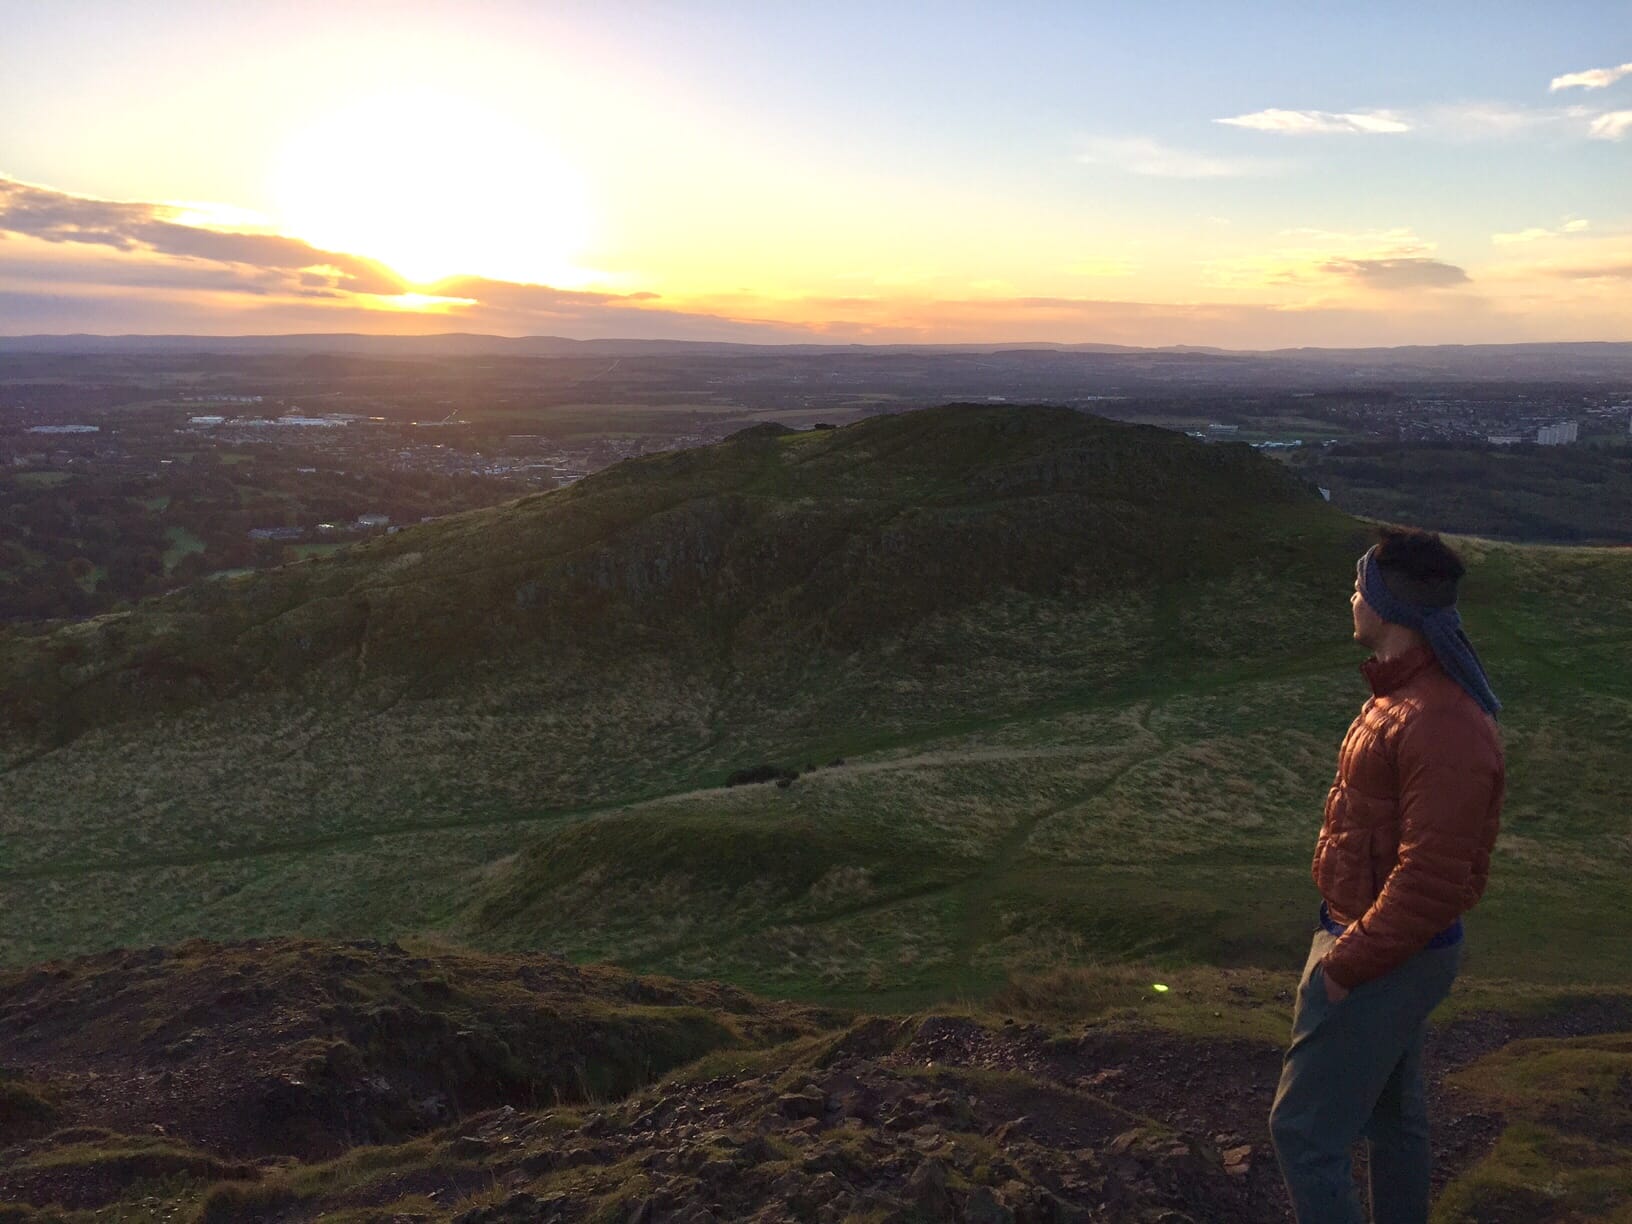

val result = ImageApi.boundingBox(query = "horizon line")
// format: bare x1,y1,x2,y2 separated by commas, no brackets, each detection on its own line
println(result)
5,332,1632,356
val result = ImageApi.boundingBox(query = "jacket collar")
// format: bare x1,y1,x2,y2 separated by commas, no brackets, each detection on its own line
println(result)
1361,642,1437,696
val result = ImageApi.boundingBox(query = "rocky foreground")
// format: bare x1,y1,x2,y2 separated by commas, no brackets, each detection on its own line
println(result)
2,940,1628,1222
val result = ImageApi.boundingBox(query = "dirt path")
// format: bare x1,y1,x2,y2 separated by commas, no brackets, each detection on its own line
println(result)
949,700,1166,990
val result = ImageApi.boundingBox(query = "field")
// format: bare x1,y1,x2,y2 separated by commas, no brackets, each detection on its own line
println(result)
2,530,1626,1008
3,411,1628,1002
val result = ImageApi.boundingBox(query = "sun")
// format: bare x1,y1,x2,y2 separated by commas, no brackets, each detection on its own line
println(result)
273,90,597,289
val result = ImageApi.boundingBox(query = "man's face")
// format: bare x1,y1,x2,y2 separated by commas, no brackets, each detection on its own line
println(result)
1351,579,1386,650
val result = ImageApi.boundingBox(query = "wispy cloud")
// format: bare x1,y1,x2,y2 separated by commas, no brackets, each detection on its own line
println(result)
0,174,814,341
1492,220,1591,244
0,175,405,295
1320,257,1470,290
1077,137,1277,178
1215,108,1410,135
1202,228,1468,298
1543,262,1632,280
1219,100,1620,142
1550,62,1632,91
1588,110,1632,140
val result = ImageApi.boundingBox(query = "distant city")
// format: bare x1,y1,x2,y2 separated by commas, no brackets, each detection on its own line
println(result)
3,339,1631,621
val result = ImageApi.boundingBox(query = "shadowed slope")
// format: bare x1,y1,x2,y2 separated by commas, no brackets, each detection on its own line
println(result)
0,406,1359,969
0,405,1326,757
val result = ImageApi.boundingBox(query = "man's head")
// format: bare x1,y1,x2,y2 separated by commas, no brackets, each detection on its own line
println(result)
1351,527,1466,654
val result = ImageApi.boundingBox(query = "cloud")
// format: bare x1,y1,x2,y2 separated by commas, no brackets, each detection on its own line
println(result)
1544,262,1632,280
1492,228,1552,245
1202,228,1444,294
1550,62,1632,91
1319,258,1471,290
428,275,658,311
1215,108,1410,134
0,245,308,296
0,174,834,342
1336,101,1612,141
0,176,405,295
1078,137,1277,178
1493,220,1592,244
1217,101,1624,143
1588,110,1632,140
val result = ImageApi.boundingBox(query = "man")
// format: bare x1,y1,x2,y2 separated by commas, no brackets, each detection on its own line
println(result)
1269,527,1505,1224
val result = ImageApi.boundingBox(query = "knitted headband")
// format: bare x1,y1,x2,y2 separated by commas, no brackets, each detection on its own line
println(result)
1357,546,1502,718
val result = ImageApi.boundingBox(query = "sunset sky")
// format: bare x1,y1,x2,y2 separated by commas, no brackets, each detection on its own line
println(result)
2,0,1629,347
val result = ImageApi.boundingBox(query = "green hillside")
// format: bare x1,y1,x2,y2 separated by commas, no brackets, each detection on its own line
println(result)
1,405,1628,1009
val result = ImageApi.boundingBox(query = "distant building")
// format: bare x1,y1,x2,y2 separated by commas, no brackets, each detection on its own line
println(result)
187,415,226,426
1487,435,1522,446
355,513,390,528
248,526,304,542
26,424,98,434
1536,421,1579,445
1206,423,1239,437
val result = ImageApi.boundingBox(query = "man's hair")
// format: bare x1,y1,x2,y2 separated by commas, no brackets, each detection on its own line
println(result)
1373,526,1464,608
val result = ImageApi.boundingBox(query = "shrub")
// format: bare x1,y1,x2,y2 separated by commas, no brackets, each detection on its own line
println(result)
725,764,798,787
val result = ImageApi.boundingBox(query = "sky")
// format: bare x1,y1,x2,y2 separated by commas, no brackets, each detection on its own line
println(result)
1,0,1629,348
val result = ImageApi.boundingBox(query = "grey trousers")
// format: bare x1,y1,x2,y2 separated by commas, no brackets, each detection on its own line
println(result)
1269,928,1462,1224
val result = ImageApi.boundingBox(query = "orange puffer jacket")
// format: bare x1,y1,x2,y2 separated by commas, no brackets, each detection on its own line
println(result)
1316,644,1505,990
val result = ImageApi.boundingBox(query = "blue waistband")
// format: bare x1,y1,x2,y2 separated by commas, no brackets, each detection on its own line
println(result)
1319,901,1463,949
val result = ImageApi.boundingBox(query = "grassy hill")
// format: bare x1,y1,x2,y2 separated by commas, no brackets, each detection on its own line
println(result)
2,403,1630,1220
0,404,1627,1004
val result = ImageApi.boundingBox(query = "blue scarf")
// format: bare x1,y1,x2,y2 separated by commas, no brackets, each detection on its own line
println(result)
1357,547,1502,719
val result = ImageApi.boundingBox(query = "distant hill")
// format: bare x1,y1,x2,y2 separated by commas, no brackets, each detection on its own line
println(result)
0,332,1162,357
3,332,1631,380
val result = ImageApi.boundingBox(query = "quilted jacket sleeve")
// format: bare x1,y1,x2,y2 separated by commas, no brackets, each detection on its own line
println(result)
1322,705,1502,990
